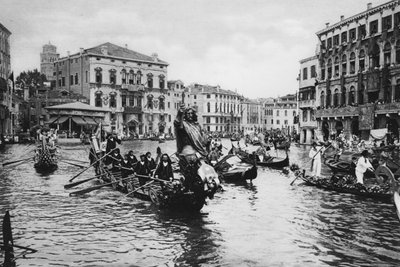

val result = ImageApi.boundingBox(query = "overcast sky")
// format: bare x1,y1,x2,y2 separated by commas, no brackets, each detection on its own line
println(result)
0,0,387,98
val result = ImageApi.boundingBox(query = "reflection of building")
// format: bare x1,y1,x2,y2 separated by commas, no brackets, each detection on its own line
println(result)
186,84,242,132
55,42,170,136
40,42,59,83
315,1,400,140
298,56,318,144
0,22,11,135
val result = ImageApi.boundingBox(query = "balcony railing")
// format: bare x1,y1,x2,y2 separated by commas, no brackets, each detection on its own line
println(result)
315,105,358,118
121,84,145,91
123,106,143,114
375,102,400,114
299,99,315,108
299,120,318,128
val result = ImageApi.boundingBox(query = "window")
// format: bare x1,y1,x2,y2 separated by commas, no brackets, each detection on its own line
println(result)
168,102,170,108
121,69,127,84
327,58,332,79
216,117,219,123
271,119,273,124
320,91,325,107
110,94,116,108
334,57,340,77
311,65,316,78
370,20,378,35
159,75,165,89
349,53,355,74
384,42,391,66
359,50,365,71
147,73,153,88
341,54,347,76
70,75,73,85
85,71,88,83
95,92,102,107
333,89,339,107
326,89,331,107
121,95,127,107
284,110,287,116
147,95,153,109
95,69,102,83
349,87,355,105
276,120,280,125
206,117,210,123
276,110,280,116
129,70,135,85
284,120,288,125
62,77,65,86
333,35,339,46
129,96,134,106
303,67,308,80
395,12,400,28
293,111,296,117
109,70,116,84
358,25,366,39
207,94,211,98
341,31,347,43
327,38,332,49
136,71,142,85
349,28,356,41
75,73,78,85
341,87,346,105
207,102,210,113
382,15,392,31
159,96,165,110
321,60,326,80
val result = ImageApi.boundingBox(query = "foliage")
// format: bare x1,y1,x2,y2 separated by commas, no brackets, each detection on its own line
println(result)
16,69,47,97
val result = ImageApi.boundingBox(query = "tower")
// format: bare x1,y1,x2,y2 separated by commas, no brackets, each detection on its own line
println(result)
40,42,59,82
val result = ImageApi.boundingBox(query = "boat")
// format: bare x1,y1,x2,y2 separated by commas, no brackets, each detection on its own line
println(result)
79,142,220,212
214,154,258,183
324,157,355,174
256,154,289,169
394,185,400,222
33,141,58,173
275,140,290,150
295,170,392,202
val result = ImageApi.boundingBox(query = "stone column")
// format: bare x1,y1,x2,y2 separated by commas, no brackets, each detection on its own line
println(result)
391,43,396,64
392,83,396,102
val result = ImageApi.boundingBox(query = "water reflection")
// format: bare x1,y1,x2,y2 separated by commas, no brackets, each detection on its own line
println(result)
0,141,400,266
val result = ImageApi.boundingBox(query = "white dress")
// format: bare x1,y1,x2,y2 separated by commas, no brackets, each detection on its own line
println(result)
309,146,323,177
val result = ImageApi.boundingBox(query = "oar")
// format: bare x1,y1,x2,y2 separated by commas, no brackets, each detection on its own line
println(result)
68,149,115,182
64,172,124,189
2,157,32,167
0,243,38,253
290,169,306,186
61,160,86,168
61,158,89,164
116,180,155,204
69,176,133,196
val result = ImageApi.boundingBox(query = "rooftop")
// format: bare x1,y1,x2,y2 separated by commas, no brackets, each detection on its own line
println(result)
45,101,109,112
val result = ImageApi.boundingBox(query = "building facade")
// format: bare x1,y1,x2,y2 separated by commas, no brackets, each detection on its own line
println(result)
0,22,11,135
299,56,318,144
185,84,242,133
315,1,400,141
261,97,275,130
40,42,59,83
241,98,263,133
271,94,298,135
54,42,175,136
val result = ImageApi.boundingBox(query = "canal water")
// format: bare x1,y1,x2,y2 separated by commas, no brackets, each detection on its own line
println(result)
0,140,399,266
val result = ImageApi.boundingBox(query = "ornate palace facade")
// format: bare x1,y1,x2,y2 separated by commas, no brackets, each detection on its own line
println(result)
315,1,400,141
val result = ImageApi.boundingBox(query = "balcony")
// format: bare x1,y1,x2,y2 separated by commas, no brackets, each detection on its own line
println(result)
123,106,143,114
300,120,317,129
121,84,145,92
315,105,358,118
299,99,315,109
375,102,400,115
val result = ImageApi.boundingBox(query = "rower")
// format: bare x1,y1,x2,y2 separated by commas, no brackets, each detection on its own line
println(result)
154,154,174,189
134,155,150,188
375,154,396,187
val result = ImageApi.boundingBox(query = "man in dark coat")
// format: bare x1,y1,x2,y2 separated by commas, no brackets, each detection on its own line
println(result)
154,154,174,188
135,154,150,187
105,130,121,164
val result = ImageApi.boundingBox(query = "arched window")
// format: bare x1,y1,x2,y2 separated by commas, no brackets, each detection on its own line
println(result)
95,67,102,84
147,94,153,109
341,54,347,76
350,52,356,74
136,71,142,85
159,75,165,89
349,86,355,105
95,91,102,107
341,87,346,106
327,58,332,79
370,41,380,69
326,89,331,107
358,83,364,104
334,57,340,77
321,60,326,80
384,42,392,66
359,50,365,72
207,102,211,113
215,102,218,112
109,92,117,108
395,79,400,101
396,41,400,64
333,89,339,107
121,69,127,84
129,70,135,85
159,95,165,110
284,110,288,116
147,73,153,88
320,91,325,107
109,69,116,84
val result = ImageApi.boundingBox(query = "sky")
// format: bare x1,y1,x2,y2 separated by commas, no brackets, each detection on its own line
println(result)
0,0,388,99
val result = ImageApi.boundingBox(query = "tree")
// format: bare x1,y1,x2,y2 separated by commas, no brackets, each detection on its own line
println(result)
16,69,47,98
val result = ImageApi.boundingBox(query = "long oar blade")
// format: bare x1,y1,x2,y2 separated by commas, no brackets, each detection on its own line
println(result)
69,183,109,196
61,160,86,168
2,158,31,167
64,176,97,189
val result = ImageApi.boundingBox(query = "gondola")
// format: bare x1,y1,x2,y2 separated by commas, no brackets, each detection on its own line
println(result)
276,141,290,150
295,170,392,202
214,154,257,183
324,157,355,174
394,185,400,221
33,141,58,173
76,142,220,212
256,154,289,169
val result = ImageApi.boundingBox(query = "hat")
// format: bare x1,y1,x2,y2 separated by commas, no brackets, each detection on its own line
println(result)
361,150,369,157
312,142,317,146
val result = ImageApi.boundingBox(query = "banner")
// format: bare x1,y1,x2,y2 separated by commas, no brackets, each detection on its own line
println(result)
359,105,374,130
370,128,387,140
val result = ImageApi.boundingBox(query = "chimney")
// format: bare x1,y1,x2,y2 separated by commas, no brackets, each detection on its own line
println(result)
151,53,158,62
340,15,344,21
367,3,372,10
325,22,330,28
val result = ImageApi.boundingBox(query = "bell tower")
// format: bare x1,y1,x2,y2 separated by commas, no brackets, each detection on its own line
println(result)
40,42,59,82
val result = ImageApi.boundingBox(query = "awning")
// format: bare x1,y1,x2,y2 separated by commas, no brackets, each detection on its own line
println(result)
45,117,58,124
53,116,69,124
71,116,87,125
83,117,98,125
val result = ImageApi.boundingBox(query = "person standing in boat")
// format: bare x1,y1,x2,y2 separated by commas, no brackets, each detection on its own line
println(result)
105,130,121,164
127,150,138,166
110,148,123,172
154,153,174,188
155,147,162,166
309,142,325,177
135,154,150,187
174,104,208,158
146,151,156,171
355,150,374,184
